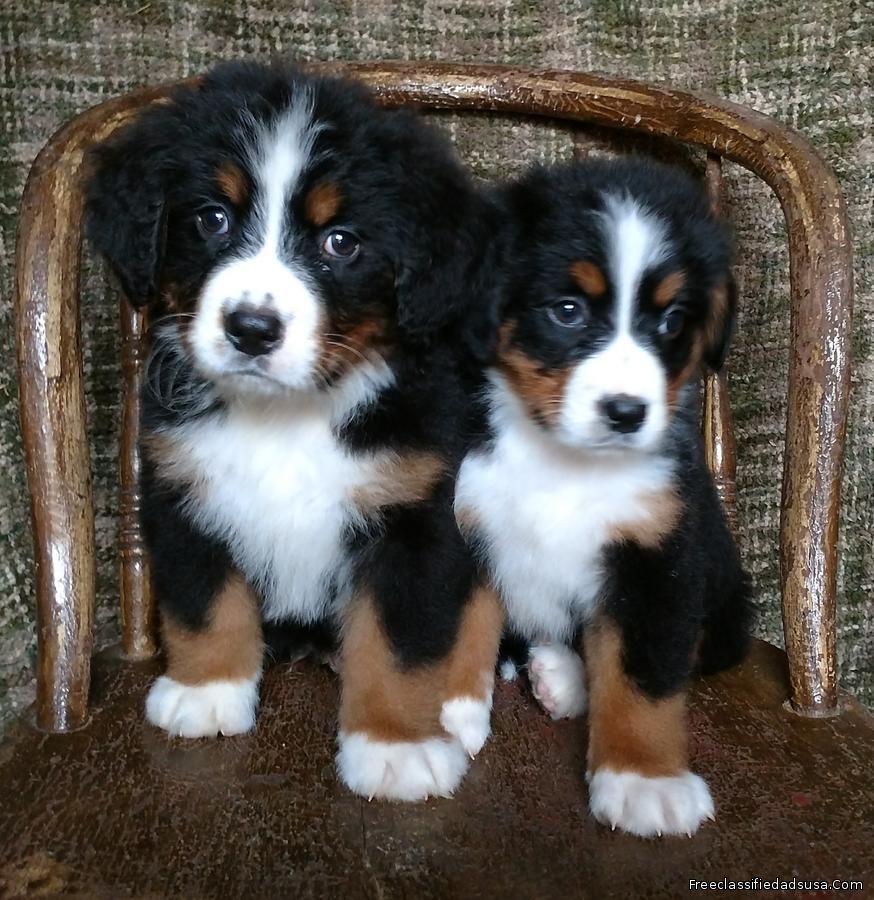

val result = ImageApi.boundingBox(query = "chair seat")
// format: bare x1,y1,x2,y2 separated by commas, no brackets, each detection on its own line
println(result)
1,640,871,899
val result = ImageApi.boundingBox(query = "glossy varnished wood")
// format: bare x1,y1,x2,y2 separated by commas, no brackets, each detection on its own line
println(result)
702,155,740,534
703,372,739,535
14,63,852,727
14,84,174,729
119,302,156,659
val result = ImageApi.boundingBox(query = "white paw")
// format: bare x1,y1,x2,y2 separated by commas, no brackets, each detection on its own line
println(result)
587,769,715,838
528,643,587,719
145,675,259,738
440,696,491,758
336,732,469,801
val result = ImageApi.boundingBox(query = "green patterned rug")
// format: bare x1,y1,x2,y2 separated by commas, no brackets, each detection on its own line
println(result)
1,0,872,730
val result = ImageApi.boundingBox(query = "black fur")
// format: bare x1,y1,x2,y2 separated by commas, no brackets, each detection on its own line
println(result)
603,420,752,697
140,457,233,632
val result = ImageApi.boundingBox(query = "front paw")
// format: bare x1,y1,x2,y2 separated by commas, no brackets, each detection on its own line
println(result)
336,732,469,801
528,643,587,719
145,675,259,738
587,768,714,837
440,696,492,758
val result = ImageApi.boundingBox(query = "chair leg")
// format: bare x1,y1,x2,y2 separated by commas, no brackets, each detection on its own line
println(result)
780,273,848,717
15,88,180,729
15,131,97,732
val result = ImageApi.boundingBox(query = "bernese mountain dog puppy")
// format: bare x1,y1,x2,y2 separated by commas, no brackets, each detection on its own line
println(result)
456,158,752,836
86,61,503,801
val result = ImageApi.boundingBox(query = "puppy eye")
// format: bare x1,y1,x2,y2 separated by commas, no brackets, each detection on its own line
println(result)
658,308,686,340
196,206,230,238
321,230,360,260
547,298,587,329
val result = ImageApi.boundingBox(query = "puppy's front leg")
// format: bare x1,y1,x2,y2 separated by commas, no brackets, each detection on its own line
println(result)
337,593,469,801
336,510,502,801
143,488,264,738
584,616,712,838
439,584,504,759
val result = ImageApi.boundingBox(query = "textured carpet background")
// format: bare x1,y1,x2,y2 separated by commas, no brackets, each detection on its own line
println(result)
0,0,872,731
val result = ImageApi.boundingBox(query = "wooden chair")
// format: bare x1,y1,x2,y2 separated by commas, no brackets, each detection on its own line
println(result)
4,64,871,898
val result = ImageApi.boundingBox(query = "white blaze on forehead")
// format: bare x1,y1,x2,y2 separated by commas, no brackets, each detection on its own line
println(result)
598,193,670,333
251,95,320,255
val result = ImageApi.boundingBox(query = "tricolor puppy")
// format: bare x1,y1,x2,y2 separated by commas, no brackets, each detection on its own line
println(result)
86,61,502,801
456,159,752,836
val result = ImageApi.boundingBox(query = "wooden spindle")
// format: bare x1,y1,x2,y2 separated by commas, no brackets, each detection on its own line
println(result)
119,300,156,659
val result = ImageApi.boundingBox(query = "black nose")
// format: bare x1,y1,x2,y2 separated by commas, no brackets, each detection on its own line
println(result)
223,307,284,357
599,394,648,434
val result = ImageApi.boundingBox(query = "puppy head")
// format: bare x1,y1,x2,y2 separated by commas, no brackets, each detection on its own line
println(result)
86,61,482,398
492,158,736,454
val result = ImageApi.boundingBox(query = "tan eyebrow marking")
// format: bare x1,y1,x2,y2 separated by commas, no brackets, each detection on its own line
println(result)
653,270,687,308
215,162,250,207
305,181,342,227
569,260,607,298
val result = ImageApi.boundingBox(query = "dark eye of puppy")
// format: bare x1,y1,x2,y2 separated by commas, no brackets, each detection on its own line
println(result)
195,205,231,239
547,298,587,329
657,307,686,340
321,229,360,261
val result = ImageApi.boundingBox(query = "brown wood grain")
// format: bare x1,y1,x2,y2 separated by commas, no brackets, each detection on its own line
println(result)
14,85,172,730
15,63,851,727
702,154,740,536
118,301,156,659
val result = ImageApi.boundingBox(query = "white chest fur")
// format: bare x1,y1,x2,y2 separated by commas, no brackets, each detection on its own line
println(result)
158,370,391,623
455,381,674,642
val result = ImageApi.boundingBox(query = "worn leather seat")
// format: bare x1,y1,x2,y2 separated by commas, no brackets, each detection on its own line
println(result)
1,642,873,898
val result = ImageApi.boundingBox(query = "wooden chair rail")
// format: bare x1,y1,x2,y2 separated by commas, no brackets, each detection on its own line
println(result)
14,63,852,731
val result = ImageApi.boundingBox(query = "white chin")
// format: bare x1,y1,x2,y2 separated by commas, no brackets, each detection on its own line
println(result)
222,371,312,395
554,423,664,455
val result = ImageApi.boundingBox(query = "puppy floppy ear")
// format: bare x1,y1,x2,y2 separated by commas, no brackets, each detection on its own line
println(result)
85,114,172,307
388,116,498,343
704,271,738,371
456,190,515,364
394,220,473,338
455,175,545,365
397,190,509,365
